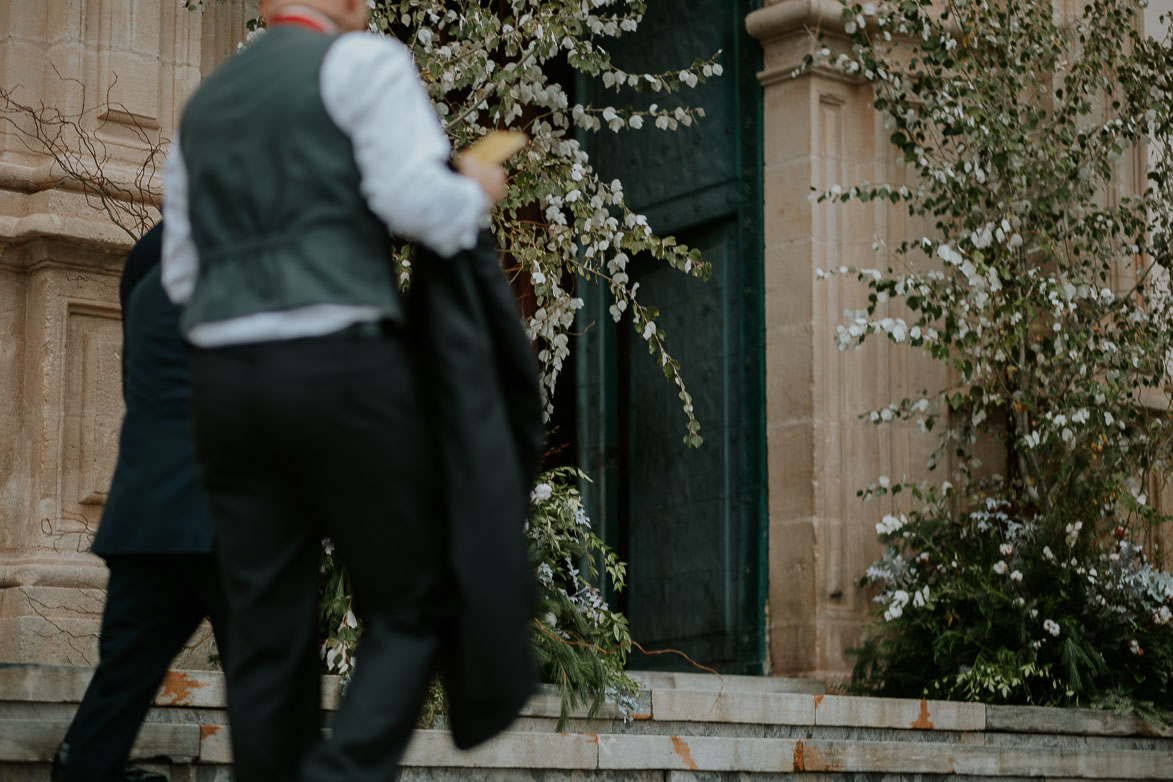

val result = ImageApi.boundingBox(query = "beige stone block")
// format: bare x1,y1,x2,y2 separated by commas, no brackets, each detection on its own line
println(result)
768,517,817,615
198,723,232,764
0,719,66,762
767,423,814,519
401,730,598,769
519,685,641,721
0,615,100,667
986,703,1173,738
133,0,163,54
151,670,225,708
816,617,866,676
948,745,1173,779
764,159,815,244
43,2,83,46
814,695,985,732
130,722,201,762
4,5,46,42
764,240,815,327
0,663,91,703
629,670,823,695
0,582,107,621
763,79,813,166
766,323,814,424
794,739,956,774
2,42,49,102
768,621,817,677
597,734,798,773
651,689,814,726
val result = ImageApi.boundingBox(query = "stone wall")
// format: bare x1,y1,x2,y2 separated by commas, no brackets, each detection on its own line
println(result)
0,0,256,667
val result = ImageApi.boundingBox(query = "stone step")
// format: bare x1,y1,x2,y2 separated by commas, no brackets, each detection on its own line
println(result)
2,664,1171,780
3,721,1172,780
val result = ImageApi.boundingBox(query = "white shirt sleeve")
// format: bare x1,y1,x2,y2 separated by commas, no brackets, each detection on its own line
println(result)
320,32,487,258
160,132,199,304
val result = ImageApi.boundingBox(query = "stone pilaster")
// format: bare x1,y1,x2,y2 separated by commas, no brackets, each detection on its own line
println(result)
747,0,943,680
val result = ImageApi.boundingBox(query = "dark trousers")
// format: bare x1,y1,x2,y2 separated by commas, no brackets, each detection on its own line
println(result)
189,332,448,782
59,554,228,782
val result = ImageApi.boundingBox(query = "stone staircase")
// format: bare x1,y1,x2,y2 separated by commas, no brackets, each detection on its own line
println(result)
1,663,1171,780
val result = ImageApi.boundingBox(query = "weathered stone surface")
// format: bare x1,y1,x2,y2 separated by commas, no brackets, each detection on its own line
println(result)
198,722,232,764
597,734,799,772
630,672,824,695
986,705,1173,739
521,684,651,720
0,719,198,763
814,695,986,732
948,744,1173,779
652,689,815,726
402,730,599,769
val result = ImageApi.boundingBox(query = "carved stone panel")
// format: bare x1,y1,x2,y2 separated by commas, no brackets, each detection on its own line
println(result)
60,304,123,520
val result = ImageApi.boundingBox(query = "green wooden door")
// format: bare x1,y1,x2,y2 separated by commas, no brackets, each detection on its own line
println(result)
577,0,766,674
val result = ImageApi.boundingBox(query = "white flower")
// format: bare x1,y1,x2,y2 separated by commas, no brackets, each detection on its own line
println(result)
876,514,905,535
1043,619,1061,637
642,321,657,340
1043,546,1055,561
1129,639,1142,655
1009,570,1023,583
531,483,553,503
884,589,911,621
1155,606,1172,625
993,560,1009,575
999,543,1013,557
912,585,930,607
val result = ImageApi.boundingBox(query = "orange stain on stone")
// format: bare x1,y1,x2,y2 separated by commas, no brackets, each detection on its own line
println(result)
813,694,824,709
200,725,220,739
792,740,805,771
156,671,208,705
670,736,698,770
909,699,935,730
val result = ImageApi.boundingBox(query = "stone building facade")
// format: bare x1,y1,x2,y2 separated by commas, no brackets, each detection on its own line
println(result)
0,0,1169,680
0,0,258,668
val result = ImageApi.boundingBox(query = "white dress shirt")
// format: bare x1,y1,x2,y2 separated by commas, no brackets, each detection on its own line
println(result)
161,31,487,347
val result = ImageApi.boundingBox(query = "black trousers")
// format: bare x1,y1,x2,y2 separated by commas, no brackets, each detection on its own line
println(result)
59,554,228,782
189,331,448,782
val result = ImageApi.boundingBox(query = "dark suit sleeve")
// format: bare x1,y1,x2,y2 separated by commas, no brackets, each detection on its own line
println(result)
118,223,164,390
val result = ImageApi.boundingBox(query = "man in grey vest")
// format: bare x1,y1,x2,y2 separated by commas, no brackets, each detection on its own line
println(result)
161,1,505,779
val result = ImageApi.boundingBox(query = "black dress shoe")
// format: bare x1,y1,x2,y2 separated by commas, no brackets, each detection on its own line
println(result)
50,743,68,782
49,742,168,782
121,763,168,782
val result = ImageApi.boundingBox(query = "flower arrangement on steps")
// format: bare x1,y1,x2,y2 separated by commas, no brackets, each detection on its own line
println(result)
318,467,638,730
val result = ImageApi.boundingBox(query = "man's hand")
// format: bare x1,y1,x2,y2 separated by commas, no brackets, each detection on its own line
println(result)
456,153,507,203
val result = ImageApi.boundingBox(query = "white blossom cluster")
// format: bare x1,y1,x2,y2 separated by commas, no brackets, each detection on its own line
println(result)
369,0,718,443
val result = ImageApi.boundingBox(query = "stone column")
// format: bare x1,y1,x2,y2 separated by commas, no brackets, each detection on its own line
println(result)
747,0,942,680
0,0,254,667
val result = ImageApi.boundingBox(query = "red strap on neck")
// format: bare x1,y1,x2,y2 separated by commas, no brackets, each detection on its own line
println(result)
268,12,331,33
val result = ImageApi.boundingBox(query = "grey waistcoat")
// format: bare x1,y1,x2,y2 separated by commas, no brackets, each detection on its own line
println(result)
178,25,402,332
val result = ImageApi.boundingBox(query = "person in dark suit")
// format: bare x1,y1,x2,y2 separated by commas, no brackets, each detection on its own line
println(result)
52,222,229,782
